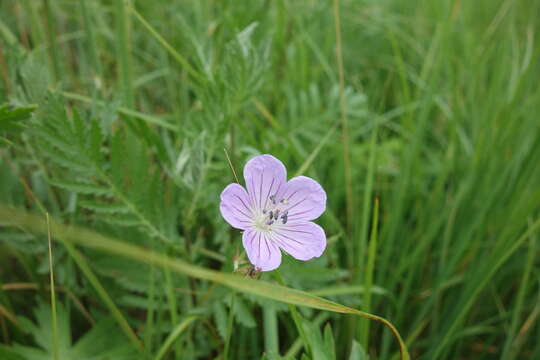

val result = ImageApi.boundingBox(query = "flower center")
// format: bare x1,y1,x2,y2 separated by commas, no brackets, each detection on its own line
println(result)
253,194,289,232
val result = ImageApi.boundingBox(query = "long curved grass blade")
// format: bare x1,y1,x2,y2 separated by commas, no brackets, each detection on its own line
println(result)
0,205,410,360
154,316,199,360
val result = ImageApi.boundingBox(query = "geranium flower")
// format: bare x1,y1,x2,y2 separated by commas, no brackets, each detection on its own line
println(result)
220,154,327,271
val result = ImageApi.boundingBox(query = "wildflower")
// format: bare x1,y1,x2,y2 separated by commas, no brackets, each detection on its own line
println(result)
220,154,327,271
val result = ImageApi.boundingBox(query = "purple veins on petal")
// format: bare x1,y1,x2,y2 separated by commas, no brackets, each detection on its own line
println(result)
280,176,326,222
243,155,287,210
271,222,326,261
219,154,328,272
219,183,253,230
243,229,282,271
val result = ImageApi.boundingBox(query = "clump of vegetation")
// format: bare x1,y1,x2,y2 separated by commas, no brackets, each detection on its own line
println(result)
1,1,539,359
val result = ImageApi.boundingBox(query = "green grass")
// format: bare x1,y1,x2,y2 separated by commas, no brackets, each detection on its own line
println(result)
1,0,539,359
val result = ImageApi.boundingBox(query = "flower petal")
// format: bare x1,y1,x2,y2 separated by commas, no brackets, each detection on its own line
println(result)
270,222,326,261
242,229,282,271
281,176,326,221
243,154,287,211
220,183,253,230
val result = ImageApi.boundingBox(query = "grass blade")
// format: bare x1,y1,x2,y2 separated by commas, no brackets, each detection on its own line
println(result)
46,213,59,360
154,315,199,360
1,205,410,360
359,199,380,349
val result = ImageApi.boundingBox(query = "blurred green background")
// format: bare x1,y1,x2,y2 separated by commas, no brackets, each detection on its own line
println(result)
1,0,539,359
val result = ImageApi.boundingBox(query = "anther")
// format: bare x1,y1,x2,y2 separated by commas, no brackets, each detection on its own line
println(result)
280,198,289,205
268,210,273,220
281,210,288,224
274,209,280,220
266,219,274,226
269,194,277,205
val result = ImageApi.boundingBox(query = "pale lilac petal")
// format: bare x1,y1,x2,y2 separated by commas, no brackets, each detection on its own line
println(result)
220,183,253,230
281,176,326,221
242,229,282,271
270,222,326,260
243,155,287,211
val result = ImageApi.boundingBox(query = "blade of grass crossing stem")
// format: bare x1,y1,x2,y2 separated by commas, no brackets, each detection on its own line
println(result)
224,148,240,184
46,213,59,360
501,219,537,360
274,270,312,357
129,6,204,84
62,240,144,352
263,306,279,356
359,199,380,349
154,316,199,360
293,123,338,177
1,206,409,360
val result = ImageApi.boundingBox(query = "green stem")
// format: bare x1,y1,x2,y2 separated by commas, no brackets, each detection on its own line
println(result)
46,213,59,360
332,0,354,247
263,306,279,356
43,0,61,82
359,199,380,348
164,267,180,357
223,291,236,360
115,0,135,108
78,0,103,88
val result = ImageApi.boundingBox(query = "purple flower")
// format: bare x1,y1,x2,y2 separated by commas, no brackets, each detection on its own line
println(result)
220,154,327,271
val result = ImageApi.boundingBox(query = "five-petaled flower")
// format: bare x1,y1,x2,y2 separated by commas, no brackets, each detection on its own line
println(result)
220,154,327,271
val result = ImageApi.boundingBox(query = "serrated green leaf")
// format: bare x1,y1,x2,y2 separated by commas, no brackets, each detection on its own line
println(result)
102,215,142,227
6,303,138,360
79,201,129,214
49,179,111,196
0,103,37,132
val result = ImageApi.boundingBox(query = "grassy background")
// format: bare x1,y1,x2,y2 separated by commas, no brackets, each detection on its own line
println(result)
1,0,540,359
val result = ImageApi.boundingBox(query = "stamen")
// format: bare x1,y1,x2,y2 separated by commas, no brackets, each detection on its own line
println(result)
268,210,273,220
266,219,274,225
281,210,288,224
280,198,289,205
263,209,267,214
274,209,280,220
269,194,277,205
